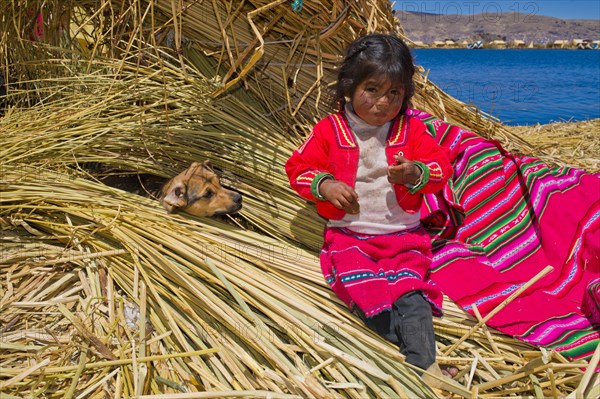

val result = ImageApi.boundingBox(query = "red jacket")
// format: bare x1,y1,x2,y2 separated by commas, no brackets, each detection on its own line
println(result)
285,110,452,220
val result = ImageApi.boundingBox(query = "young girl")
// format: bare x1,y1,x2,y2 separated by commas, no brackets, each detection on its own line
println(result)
285,33,455,381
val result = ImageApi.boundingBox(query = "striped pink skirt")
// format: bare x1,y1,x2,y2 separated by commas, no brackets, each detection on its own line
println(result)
320,226,443,318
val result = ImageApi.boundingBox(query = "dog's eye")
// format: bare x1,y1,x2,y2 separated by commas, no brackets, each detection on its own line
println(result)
202,189,214,199
174,186,185,198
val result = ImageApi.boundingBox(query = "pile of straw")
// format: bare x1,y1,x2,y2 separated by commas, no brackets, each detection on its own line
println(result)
3,165,596,398
1,1,598,398
508,119,600,172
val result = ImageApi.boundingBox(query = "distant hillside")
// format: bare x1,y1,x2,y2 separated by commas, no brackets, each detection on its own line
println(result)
395,11,600,44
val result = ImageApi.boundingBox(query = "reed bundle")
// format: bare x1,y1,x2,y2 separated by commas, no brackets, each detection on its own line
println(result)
3,0,591,166
508,119,600,172
0,166,441,398
2,167,596,398
1,0,598,398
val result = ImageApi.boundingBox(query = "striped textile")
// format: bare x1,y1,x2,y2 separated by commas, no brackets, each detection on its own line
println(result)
320,226,444,318
408,109,600,362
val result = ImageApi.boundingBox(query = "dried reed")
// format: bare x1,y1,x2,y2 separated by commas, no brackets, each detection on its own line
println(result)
1,1,598,398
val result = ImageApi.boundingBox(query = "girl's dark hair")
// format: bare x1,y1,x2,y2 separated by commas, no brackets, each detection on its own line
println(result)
333,33,416,114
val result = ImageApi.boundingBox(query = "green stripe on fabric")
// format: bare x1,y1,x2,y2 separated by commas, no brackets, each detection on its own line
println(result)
466,167,520,215
548,335,599,360
465,200,531,245
453,149,504,198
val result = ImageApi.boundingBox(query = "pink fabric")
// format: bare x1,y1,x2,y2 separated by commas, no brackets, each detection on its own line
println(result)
27,9,44,41
582,278,600,326
406,109,600,363
320,226,443,317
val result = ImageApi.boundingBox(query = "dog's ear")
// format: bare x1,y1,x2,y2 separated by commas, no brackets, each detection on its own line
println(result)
202,160,214,172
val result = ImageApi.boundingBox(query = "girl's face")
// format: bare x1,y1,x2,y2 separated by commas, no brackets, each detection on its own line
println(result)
351,78,404,126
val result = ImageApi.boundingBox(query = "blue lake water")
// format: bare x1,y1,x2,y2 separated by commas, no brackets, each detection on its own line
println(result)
413,49,600,125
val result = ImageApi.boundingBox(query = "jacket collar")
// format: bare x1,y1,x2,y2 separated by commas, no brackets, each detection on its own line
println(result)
328,111,408,149
387,113,408,147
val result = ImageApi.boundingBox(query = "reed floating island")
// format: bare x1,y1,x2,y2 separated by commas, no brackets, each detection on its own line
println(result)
1,1,599,398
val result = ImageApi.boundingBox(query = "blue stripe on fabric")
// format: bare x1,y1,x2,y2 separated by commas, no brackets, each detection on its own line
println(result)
338,226,422,241
340,270,420,283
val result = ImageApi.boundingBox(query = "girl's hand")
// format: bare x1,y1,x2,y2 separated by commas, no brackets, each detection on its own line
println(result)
388,154,422,185
319,179,360,214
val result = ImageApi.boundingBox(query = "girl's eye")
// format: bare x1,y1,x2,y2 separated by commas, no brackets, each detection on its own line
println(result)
365,87,378,93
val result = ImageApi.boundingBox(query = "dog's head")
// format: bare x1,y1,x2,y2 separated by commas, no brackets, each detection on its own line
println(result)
160,161,242,217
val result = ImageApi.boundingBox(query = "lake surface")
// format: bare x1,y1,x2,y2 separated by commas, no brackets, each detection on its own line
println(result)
413,49,600,125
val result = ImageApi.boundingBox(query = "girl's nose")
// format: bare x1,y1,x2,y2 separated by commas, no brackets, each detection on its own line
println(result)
377,93,391,105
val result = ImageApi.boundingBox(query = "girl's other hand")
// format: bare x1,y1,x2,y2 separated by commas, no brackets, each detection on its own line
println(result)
388,154,421,185
319,179,360,214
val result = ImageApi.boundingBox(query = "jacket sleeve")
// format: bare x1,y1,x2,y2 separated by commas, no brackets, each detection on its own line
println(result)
407,118,453,194
285,121,334,202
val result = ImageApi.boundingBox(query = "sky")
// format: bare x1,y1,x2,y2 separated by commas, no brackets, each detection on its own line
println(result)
392,1,600,20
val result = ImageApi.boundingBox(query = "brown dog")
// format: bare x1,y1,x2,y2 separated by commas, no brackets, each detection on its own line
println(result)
160,161,242,217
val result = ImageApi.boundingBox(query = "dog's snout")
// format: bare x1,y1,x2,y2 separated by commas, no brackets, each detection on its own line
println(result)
232,192,242,203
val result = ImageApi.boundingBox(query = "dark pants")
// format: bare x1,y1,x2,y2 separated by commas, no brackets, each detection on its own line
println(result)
358,291,436,373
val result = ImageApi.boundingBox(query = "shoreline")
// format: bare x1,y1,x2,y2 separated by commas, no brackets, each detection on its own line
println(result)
411,46,600,50
508,117,600,128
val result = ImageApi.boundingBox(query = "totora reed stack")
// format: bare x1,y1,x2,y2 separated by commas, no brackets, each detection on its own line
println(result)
1,1,598,398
